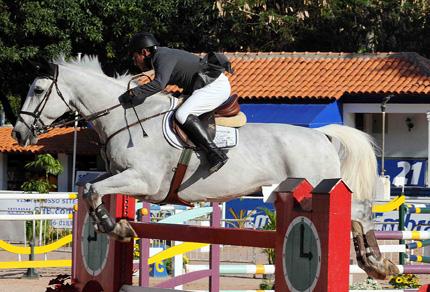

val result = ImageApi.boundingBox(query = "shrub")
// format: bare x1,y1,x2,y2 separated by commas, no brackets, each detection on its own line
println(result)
350,278,382,290
389,274,420,288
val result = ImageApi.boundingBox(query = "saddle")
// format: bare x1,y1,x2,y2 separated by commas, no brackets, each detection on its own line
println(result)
160,93,245,207
172,94,245,147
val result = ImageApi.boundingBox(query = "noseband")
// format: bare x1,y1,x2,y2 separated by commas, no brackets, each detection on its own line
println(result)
18,64,74,136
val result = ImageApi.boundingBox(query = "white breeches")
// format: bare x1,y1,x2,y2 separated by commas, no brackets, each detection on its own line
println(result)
175,73,231,124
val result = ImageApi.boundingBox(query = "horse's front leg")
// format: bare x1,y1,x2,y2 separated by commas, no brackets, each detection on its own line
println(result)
83,168,148,242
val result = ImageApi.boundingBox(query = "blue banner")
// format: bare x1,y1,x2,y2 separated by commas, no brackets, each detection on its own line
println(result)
378,158,427,187
225,197,274,229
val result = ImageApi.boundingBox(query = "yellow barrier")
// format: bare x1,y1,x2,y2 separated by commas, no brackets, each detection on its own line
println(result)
372,195,406,213
0,234,72,255
0,259,71,269
148,242,208,265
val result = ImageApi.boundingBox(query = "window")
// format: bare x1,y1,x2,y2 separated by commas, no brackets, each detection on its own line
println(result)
371,113,388,134
355,113,364,131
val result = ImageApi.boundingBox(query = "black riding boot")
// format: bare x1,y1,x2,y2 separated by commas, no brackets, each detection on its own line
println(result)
182,115,228,173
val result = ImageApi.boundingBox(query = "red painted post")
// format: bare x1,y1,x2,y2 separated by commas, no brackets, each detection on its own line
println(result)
73,186,135,292
274,178,314,292
274,178,351,292
312,179,351,291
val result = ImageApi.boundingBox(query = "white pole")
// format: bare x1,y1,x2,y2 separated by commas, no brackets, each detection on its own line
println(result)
381,110,386,176
0,193,77,200
71,111,78,191
71,52,82,191
0,214,72,220
39,208,43,246
427,112,430,186
380,95,392,176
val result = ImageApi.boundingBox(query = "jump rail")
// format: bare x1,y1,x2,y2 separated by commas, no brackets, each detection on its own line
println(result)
72,177,352,292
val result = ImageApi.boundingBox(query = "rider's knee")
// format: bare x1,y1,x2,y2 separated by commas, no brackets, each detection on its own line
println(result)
175,109,189,125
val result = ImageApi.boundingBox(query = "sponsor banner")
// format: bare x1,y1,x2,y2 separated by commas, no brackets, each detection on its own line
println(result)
379,158,427,187
0,198,75,229
224,196,274,229
373,211,430,231
73,170,106,192
374,197,430,231
224,196,430,231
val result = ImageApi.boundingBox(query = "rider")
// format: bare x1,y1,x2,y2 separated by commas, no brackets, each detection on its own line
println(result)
119,32,232,173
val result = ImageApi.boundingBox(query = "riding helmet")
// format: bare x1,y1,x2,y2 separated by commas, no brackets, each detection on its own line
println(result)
129,32,159,54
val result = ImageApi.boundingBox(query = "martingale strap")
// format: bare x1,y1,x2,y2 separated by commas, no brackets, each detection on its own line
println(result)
159,148,194,207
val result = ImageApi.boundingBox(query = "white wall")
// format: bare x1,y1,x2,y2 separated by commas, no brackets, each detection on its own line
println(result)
373,113,427,158
343,104,430,158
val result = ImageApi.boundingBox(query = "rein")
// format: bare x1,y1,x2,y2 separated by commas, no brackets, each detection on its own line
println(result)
20,67,173,146
104,108,173,146
40,104,123,132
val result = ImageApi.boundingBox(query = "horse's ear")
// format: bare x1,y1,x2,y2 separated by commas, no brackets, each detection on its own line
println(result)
27,58,56,78
28,60,42,73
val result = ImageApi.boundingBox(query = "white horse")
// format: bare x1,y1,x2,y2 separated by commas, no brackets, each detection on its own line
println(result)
13,56,398,279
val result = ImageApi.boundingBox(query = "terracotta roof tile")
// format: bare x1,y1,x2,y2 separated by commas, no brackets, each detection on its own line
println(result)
0,127,100,155
181,52,425,100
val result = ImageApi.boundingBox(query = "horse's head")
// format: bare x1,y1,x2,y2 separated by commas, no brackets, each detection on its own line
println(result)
12,59,74,146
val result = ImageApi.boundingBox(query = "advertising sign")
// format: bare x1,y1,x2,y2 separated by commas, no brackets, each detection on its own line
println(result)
224,197,274,229
225,196,430,232
0,198,75,229
380,159,427,187
373,211,430,231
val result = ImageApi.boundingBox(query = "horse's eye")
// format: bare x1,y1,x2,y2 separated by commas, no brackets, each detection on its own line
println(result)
34,88,44,95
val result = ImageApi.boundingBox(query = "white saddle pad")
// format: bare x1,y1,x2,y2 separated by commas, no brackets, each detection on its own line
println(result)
162,97,239,150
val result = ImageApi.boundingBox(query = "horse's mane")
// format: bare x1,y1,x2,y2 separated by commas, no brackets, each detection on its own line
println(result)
52,55,171,101
53,55,132,85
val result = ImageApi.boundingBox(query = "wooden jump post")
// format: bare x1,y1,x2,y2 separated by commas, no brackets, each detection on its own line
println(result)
71,177,352,292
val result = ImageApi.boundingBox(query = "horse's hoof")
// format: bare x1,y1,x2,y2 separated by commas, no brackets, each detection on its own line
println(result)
109,219,138,242
364,267,387,280
384,258,400,275
361,255,400,280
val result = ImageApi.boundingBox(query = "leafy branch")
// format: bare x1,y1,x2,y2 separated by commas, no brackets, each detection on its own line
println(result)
21,154,63,193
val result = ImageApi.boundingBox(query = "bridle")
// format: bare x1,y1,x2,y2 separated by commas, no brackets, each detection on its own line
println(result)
18,64,75,136
18,65,173,145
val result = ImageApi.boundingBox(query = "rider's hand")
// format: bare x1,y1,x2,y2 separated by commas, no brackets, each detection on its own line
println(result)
118,90,134,108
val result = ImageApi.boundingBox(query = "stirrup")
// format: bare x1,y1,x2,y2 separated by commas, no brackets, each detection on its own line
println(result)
208,159,227,173
208,151,228,173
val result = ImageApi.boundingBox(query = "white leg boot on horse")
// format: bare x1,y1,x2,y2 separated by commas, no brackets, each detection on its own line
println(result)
83,171,141,242
351,200,399,279
83,185,137,242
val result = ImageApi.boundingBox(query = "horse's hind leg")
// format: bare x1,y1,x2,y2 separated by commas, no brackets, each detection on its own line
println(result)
351,200,399,279
83,169,142,242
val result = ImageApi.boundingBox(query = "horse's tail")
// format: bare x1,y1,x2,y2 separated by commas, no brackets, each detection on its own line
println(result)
317,124,379,201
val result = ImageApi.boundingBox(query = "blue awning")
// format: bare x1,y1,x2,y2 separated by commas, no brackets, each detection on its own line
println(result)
240,102,342,128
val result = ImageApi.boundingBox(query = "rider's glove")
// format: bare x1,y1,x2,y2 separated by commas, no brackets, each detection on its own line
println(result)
118,90,134,107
